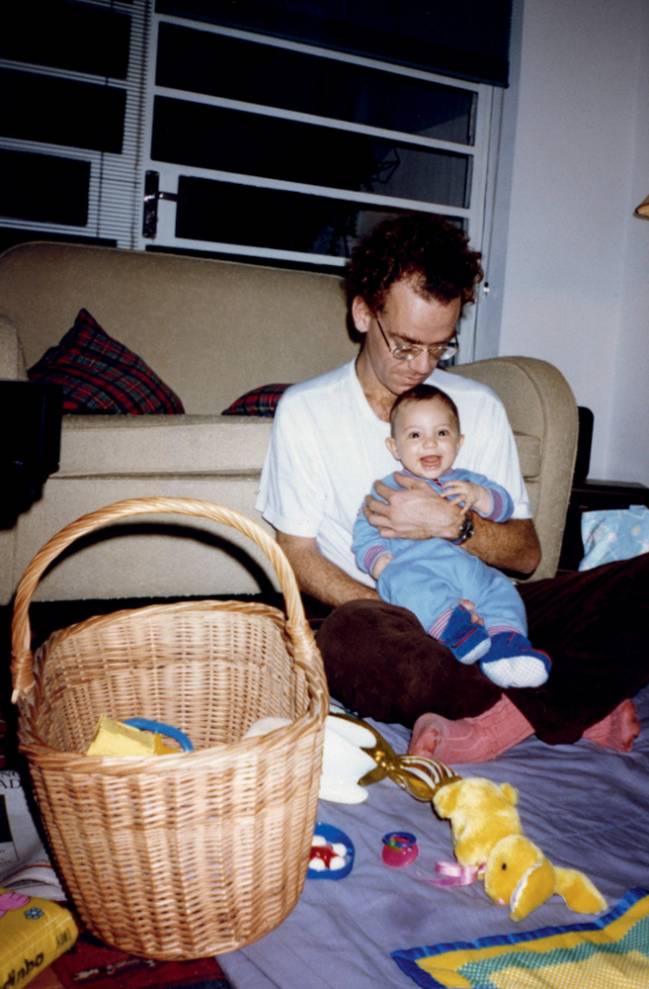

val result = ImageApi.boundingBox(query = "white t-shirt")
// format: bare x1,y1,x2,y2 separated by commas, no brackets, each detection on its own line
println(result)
257,360,531,587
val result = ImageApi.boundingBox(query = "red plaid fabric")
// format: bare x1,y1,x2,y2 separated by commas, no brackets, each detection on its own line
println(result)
28,309,184,414
222,383,289,417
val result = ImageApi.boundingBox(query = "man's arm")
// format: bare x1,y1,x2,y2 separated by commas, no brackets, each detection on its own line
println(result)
464,515,540,575
364,473,541,576
276,531,379,607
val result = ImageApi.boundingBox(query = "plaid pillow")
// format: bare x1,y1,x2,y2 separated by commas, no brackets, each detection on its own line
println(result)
27,309,184,414
222,383,290,417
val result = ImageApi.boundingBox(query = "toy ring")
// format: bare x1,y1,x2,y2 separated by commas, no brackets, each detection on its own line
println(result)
122,718,194,751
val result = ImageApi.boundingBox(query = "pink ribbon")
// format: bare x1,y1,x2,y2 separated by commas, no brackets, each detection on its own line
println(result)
421,860,484,887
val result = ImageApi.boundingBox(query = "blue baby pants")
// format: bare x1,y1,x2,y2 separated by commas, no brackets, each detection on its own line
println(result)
376,538,527,637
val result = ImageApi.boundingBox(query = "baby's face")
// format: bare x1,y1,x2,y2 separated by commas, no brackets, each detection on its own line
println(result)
386,397,463,479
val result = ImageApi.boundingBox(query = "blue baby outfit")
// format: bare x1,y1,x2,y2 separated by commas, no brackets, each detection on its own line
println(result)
352,468,527,640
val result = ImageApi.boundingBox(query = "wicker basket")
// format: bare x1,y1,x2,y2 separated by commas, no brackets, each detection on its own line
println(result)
11,497,329,960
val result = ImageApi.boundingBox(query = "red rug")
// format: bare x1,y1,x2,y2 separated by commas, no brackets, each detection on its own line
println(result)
30,930,231,989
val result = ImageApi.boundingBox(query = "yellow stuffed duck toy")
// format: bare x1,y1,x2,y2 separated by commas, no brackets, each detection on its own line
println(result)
433,777,607,921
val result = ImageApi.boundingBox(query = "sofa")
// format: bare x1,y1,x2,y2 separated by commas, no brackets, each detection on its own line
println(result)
0,241,578,605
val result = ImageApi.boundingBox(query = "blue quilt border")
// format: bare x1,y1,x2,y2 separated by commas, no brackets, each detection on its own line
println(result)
391,886,649,988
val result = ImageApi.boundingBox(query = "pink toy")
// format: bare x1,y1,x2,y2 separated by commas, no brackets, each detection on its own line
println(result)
382,832,419,868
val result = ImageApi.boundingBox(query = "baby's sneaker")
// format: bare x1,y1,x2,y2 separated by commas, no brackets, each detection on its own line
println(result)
480,631,551,688
438,604,491,665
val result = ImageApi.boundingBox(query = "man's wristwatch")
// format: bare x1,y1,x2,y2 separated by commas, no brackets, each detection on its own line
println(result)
454,511,475,545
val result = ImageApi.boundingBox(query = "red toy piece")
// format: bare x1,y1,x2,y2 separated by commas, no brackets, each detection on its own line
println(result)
310,843,339,868
309,835,348,872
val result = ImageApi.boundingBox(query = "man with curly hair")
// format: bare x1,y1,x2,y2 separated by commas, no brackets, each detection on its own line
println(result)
257,214,645,763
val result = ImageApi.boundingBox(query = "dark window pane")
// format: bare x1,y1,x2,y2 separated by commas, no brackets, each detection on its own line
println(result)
0,1,130,79
154,99,470,208
156,0,512,87
176,176,446,256
0,150,89,225
0,69,126,153
157,24,475,145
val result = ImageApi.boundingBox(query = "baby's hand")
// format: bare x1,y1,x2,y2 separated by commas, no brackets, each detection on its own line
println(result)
442,480,491,516
371,552,392,580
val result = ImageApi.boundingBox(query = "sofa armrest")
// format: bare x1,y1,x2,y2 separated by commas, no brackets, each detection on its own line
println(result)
450,356,578,581
0,313,27,380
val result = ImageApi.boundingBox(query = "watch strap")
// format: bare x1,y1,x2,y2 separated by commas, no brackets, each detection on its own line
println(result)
453,511,475,545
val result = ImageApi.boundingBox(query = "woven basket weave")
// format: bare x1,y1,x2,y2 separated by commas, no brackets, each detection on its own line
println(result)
11,497,328,960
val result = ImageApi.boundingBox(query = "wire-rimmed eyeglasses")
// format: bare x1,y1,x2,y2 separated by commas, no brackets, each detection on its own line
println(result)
376,317,458,363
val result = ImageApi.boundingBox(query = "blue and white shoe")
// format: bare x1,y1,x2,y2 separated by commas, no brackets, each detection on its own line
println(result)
480,631,551,688
439,604,491,665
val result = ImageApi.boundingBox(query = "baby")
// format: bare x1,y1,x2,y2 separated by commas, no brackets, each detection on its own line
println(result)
352,384,551,689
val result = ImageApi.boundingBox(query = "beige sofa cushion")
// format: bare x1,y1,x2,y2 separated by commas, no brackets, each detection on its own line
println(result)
512,434,541,483
59,416,272,476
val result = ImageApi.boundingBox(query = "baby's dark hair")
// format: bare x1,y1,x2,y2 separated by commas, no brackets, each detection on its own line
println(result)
345,214,483,315
390,384,461,436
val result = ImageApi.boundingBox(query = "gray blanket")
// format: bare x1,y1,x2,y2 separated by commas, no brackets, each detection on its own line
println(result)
221,686,649,988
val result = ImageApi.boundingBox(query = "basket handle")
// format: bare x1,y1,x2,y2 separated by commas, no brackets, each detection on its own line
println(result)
11,496,313,702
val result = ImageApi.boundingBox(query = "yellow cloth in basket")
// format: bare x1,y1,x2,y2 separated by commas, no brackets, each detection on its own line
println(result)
85,715,176,756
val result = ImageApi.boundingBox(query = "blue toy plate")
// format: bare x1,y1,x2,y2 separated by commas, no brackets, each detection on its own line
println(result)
307,822,355,880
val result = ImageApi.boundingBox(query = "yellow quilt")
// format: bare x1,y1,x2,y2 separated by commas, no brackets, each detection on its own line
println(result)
392,887,649,989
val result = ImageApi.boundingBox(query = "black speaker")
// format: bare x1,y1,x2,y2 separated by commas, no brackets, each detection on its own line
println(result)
0,379,63,519
574,406,594,482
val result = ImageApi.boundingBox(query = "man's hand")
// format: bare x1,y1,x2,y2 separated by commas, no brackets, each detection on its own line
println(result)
364,472,463,541
363,472,541,577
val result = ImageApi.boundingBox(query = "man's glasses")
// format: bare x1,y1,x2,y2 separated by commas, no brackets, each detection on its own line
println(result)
376,317,458,363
